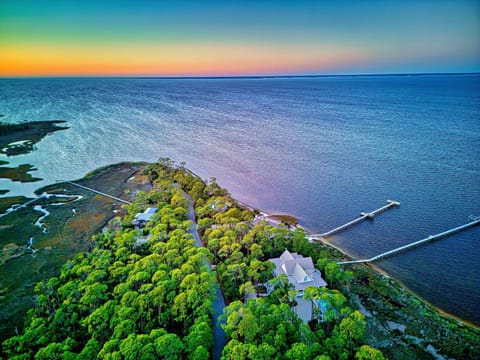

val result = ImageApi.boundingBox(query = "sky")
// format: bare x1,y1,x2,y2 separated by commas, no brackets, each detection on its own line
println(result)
0,0,479,76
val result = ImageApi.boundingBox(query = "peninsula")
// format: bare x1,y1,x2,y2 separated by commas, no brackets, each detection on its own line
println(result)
1,160,479,359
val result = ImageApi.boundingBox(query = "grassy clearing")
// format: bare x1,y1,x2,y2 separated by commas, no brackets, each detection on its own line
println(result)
0,196,31,213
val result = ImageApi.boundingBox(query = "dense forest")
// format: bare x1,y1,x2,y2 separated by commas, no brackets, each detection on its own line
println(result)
3,159,383,359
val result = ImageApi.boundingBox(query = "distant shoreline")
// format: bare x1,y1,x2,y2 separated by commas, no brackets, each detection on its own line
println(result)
1,72,478,80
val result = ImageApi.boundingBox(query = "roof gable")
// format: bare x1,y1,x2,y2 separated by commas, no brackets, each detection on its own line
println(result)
269,249,327,292
297,257,314,271
281,259,296,275
280,249,295,263
134,207,158,221
293,263,312,283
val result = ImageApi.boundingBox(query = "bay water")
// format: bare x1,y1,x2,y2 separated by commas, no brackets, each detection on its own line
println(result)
1,75,479,323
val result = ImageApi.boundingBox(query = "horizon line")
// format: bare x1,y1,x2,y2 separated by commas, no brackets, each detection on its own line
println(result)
0,71,479,80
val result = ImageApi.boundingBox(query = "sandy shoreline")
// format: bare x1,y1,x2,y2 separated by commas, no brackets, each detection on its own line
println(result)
313,232,480,329
309,229,480,329
367,261,480,330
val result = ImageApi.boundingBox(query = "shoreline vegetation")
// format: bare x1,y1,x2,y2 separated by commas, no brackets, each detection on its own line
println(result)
1,160,479,359
300,224,480,332
0,163,42,183
311,235,480,330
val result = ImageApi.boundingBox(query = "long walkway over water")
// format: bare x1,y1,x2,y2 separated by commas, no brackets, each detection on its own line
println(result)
63,181,132,205
337,216,480,265
1,181,132,218
311,200,400,238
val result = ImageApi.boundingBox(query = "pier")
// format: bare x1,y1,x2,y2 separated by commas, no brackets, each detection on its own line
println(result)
311,200,400,239
337,216,480,265
62,181,132,205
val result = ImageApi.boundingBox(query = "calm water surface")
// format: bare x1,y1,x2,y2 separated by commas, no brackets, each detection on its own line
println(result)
1,75,479,323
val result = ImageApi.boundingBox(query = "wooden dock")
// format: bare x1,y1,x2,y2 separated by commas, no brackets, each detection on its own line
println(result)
311,200,400,239
1,181,132,218
337,216,480,265
63,181,132,205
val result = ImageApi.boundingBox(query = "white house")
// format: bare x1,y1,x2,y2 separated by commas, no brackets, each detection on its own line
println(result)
132,207,157,229
269,249,327,296
268,249,328,323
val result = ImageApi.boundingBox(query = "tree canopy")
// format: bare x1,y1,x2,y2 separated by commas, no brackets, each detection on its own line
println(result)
2,159,384,360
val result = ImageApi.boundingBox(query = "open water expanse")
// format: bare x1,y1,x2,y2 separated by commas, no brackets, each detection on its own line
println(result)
1,75,479,324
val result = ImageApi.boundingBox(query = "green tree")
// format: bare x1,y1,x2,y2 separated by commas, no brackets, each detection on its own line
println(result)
285,342,312,360
191,346,210,360
154,333,184,360
184,320,213,357
355,345,386,360
78,338,102,359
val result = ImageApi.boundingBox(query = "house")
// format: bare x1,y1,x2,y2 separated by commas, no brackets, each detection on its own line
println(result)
268,249,327,296
132,207,157,229
268,249,328,323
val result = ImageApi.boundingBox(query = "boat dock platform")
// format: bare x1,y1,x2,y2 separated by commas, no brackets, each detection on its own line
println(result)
311,200,400,239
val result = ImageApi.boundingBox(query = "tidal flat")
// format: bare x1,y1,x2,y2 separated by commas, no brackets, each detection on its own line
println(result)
0,119,70,195
0,163,42,183
0,120,69,156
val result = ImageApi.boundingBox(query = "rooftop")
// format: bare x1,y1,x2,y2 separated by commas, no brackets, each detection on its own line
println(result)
133,207,158,228
269,249,327,294
134,207,158,222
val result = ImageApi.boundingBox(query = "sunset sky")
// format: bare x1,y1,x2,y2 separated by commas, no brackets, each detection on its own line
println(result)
0,0,479,77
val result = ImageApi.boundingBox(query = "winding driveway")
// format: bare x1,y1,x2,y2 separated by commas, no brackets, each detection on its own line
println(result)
185,193,227,360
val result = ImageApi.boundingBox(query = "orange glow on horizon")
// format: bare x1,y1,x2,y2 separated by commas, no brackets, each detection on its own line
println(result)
0,42,368,77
